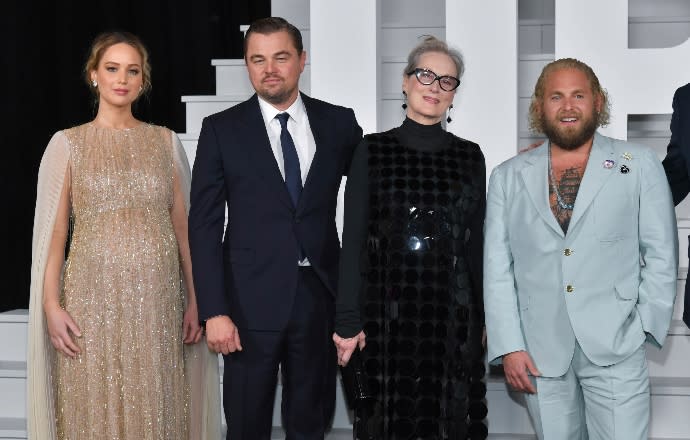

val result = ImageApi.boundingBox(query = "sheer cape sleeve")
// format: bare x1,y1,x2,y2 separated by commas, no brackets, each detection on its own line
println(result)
27,131,70,440
27,130,222,440
172,131,222,440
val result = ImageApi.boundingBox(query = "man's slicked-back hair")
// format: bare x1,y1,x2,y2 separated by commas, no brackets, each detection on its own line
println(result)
244,17,304,57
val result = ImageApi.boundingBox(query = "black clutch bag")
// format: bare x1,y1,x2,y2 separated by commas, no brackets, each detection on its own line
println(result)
339,348,374,409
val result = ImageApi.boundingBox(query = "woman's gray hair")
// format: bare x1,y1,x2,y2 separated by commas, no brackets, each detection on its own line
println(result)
403,35,465,79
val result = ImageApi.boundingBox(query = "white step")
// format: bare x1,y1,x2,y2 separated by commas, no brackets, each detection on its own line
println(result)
486,378,536,437
213,60,311,97
0,364,26,419
0,312,31,440
212,59,254,96
648,331,690,378
0,417,26,439
181,95,250,135
0,310,27,362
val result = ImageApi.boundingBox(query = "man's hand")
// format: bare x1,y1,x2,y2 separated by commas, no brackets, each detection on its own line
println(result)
332,331,366,366
205,315,242,355
502,350,540,394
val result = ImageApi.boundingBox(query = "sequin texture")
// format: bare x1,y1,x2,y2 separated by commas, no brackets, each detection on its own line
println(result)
55,123,188,439
359,130,487,439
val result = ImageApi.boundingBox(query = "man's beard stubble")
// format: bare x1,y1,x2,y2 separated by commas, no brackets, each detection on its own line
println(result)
541,110,599,151
258,75,296,107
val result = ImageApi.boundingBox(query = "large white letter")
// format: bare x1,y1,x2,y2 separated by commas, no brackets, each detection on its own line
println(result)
555,0,690,139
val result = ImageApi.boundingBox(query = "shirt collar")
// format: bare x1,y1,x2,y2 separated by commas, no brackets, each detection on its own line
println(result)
258,94,306,126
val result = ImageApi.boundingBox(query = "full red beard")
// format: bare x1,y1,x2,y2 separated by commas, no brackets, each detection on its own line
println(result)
541,109,599,151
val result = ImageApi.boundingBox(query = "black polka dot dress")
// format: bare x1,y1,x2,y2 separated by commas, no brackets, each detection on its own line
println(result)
336,117,488,439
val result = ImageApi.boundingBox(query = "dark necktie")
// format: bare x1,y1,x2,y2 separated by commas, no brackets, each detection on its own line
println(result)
275,112,306,261
276,113,302,207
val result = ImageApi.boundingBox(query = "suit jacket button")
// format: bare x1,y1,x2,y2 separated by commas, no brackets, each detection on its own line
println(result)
566,284,574,293
564,248,572,256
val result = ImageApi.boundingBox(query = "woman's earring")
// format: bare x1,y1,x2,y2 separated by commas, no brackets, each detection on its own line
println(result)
91,79,98,88
401,91,408,110
446,104,454,123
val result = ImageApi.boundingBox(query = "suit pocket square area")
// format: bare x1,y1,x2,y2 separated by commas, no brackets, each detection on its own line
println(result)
339,348,374,409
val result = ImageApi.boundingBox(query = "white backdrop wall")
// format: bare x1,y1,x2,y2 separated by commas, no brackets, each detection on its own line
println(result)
446,0,519,178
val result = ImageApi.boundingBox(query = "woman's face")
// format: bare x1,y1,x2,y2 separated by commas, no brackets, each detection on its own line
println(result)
91,43,144,109
402,51,458,125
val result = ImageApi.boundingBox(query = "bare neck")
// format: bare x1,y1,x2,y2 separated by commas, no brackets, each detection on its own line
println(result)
93,104,139,130
550,136,594,162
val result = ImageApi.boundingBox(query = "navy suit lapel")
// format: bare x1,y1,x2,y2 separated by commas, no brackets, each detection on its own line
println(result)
240,95,294,210
298,94,339,213
520,145,565,238
568,133,616,230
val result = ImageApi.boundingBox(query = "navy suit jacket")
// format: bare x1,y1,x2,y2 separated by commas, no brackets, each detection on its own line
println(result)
188,93,362,331
662,83,690,328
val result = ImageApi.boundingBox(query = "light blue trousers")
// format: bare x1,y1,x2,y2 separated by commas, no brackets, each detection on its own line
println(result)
525,342,649,440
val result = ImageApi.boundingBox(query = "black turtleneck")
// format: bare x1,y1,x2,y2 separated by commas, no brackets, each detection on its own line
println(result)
396,116,451,153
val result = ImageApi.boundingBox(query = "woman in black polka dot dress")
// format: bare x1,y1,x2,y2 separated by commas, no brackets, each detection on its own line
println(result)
334,36,487,440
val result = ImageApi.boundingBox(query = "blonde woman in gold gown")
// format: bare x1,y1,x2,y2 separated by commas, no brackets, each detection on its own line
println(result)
27,31,220,439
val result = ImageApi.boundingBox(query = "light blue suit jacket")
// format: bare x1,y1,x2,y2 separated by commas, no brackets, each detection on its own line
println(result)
484,133,678,377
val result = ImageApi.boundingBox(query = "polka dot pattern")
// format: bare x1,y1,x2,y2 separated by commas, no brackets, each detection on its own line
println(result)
356,132,487,439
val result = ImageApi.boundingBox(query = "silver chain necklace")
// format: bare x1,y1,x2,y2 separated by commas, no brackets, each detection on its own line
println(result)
548,145,575,210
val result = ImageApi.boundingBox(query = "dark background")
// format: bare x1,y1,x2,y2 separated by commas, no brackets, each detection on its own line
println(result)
2,0,270,312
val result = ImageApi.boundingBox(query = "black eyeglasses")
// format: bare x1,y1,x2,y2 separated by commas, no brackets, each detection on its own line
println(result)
407,68,460,91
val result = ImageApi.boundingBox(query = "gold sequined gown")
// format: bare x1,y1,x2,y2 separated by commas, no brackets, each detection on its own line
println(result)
56,123,188,439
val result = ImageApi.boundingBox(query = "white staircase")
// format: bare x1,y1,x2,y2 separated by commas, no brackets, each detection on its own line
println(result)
0,309,27,439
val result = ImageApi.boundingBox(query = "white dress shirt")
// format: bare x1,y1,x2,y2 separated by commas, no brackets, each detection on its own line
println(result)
257,95,316,265
258,95,316,185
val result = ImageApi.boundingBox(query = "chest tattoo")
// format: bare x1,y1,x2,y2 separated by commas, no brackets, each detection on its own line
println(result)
549,166,584,233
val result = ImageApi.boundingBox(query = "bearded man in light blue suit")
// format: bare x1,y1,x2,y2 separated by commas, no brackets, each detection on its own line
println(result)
484,58,678,439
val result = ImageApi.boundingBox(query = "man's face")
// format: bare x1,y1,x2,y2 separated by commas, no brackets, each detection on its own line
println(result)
245,30,306,110
539,68,601,150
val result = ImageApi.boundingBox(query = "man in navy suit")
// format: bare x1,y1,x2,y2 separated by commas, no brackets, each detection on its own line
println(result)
188,17,362,440
662,82,690,328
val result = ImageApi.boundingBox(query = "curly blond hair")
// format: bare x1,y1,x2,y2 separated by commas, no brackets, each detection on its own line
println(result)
528,58,610,133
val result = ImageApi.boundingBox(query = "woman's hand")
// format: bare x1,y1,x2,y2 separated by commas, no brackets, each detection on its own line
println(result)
182,301,203,344
332,331,366,366
44,303,82,358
